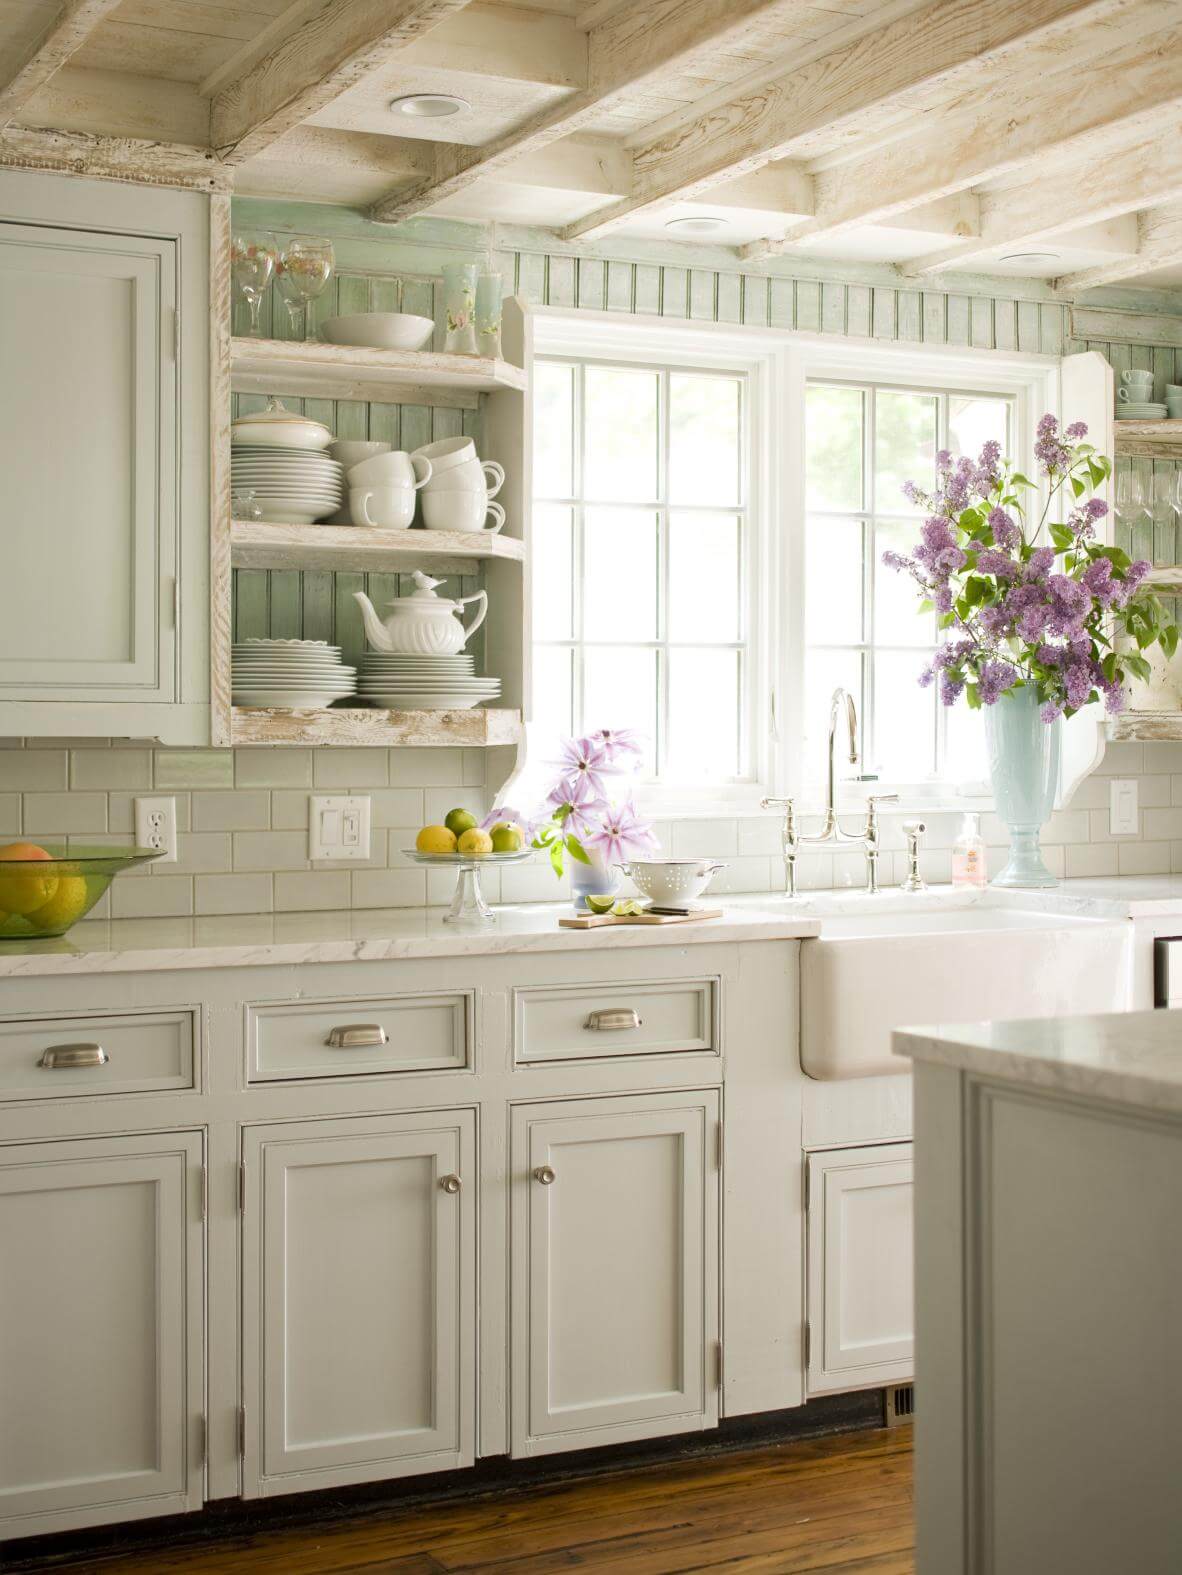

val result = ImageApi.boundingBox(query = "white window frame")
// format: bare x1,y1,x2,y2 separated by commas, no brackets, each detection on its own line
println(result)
530,306,1060,817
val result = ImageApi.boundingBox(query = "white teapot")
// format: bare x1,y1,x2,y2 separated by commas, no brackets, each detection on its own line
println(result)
353,572,488,655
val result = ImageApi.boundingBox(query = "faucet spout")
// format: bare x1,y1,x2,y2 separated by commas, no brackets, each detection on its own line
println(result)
824,687,859,829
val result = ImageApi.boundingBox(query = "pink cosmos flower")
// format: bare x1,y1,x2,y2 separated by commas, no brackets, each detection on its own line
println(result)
552,734,613,800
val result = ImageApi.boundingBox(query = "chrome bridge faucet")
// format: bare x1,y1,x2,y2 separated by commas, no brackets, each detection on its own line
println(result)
761,687,898,896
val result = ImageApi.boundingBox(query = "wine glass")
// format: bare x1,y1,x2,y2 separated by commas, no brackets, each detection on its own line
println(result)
230,230,277,337
1116,469,1147,521
274,234,334,339
1153,471,1175,521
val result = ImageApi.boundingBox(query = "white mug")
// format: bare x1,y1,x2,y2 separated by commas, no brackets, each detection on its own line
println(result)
350,485,416,529
328,439,390,469
412,435,480,473
422,492,506,533
347,450,432,489
423,457,505,498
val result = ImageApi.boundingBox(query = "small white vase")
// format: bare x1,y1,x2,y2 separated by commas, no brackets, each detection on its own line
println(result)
569,855,619,912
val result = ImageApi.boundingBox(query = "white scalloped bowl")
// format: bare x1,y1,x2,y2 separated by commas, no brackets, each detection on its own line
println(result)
321,313,434,351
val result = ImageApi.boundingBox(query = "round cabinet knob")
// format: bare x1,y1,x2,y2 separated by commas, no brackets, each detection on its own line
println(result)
533,1165,556,1185
439,1173,462,1194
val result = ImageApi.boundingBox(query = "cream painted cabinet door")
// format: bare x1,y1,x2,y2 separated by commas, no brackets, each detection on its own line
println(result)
806,1143,914,1396
0,220,176,701
242,1111,476,1497
511,1091,721,1457
0,1132,205,1539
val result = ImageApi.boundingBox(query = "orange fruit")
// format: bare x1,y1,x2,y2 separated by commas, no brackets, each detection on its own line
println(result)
0,841,59,915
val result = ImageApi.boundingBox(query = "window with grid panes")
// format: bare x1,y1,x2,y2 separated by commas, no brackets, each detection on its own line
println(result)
532,358,750,782
804,382,1013,789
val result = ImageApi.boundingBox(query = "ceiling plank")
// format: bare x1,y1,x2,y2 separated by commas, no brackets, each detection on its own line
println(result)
367,0,824,224
0,123,230,190
562,0,1142,242
0,0,125,131
740,19,1182,262
901,125,1182,277
1057,201,1182,290
210,0,473,163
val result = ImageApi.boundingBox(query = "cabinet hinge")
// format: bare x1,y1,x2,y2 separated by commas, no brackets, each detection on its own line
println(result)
804,1320,811,1368
238,1161,247,1214
199,1163,208,1221
715,1119,724,1169
237,1405,246,1457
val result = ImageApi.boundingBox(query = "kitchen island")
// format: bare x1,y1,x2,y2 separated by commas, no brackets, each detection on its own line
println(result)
896,1009,1182,1575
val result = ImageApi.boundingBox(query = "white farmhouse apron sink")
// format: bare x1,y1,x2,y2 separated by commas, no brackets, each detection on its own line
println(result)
800,906,1131,1079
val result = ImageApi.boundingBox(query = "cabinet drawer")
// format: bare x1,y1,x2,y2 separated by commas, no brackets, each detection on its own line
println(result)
247,993,471,1083
0,1010,196,1102
514,978,717,1064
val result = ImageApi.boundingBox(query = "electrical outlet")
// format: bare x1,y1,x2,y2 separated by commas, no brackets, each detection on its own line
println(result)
1109,779,1139,837
134,796,178,862
309,796,371,861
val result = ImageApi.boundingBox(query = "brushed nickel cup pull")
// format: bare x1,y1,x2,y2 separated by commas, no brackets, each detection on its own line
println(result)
325,1023,388,1049
38,1043,108,1070
439,1173,462,1194
584,1008,642,1032
533,1165,556,1185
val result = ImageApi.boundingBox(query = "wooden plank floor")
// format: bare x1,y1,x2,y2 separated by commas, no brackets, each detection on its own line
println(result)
24,1427,914,1575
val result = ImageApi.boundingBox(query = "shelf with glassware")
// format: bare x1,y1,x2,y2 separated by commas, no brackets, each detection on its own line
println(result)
211,280,530,752
1113,420,1182,459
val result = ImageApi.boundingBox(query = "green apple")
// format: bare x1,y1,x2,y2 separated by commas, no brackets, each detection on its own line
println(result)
490,822,523,853
444,807,478,837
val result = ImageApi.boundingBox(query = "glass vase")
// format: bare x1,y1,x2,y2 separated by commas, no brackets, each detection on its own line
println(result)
476,271,503,359
569,854,620,912
442,261,477,354
985,684,1061,888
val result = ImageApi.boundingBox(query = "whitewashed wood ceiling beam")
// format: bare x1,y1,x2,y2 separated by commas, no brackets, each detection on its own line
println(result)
210,0,473,164
561,0,1143,243
366,0,821,224
0,123,230,189
901,125,1182,277
739,17,1182,262
1057,200,1182,289
0,0,124,131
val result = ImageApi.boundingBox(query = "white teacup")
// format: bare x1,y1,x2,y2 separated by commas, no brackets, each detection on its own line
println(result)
1121,368,1154,385
423,456,505,498
1118,384,1157,403
422,492,506,533
350,484,416,529
346,450,432,489
1168,401,1182,419
1167,384,1182,397
412,435,480,473
328,439,390,469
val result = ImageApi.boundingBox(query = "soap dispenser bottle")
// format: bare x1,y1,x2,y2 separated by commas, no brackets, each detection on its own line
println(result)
952,812,987,888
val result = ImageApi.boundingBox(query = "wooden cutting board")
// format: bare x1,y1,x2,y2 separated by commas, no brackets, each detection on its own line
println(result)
559,908,724,929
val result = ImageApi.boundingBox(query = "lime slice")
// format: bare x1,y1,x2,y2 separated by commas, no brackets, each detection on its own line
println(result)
585,894,616,914
612,899,647,917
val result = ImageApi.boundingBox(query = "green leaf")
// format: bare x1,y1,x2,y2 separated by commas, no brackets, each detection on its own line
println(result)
565,834,591,865
1070,475,1085,499
549,838,564,877
1162,624,1179,660
965,684,982,710
1049,524,1074,550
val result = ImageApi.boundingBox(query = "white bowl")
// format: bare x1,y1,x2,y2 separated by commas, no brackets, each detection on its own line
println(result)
321,313,435,351
618,858,725,905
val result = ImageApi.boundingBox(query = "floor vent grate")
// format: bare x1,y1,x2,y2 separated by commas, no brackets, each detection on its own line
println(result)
885,1384,915,1426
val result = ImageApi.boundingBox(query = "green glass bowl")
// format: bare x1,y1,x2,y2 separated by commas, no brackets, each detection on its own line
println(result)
0,845,163,939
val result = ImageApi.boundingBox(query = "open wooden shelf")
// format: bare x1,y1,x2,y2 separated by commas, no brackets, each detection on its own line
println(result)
230,336,528,410
1114,420,1182,459
230,520,525,576
1107,711,1182,742
230,706,522,747
1144,567,1182,594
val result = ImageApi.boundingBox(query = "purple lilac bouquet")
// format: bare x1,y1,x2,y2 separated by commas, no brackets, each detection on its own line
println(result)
883,414,1178,720
484,729,659,877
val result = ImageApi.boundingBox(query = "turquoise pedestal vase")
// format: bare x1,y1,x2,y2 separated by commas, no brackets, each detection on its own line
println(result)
985,684,1061,888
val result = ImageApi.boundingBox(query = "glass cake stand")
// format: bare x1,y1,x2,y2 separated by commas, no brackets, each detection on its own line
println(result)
402,848,536,923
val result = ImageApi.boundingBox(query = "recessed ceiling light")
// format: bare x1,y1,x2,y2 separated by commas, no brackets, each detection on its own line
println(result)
389,93,470,118
999,251,1062,267
664,215,729,236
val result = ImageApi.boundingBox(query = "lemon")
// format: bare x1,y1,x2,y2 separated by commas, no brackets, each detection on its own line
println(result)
445,808,478,837
26,876,92,935
0,841,58,915
416,825,458,854
585,893,616,914
457,828,493,855
490,823,523,853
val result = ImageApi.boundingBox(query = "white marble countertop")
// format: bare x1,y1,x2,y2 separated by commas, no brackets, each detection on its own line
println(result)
984,875,1182,920
0,901,821,977
895,1008,1182,1115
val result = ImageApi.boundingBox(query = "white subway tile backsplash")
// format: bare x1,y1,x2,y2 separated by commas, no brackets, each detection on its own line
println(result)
1144,807,1182,841
269,790,311,829
154,750,234,789
423,787,487,825
111,874,194,919
1118,840,1172,875
388,748,464,786
168,832,234,875
70,749,153,790
195,873,274,916
312,748,389,788
670,819,738,858
192,790,271,832
370,788,426,828
0,794,19,834
232,829,309,872
1065,842,1119,878
23,792,107,834
350,868,428,908
235,749,312,788
275,871,351,911
0,750,68,791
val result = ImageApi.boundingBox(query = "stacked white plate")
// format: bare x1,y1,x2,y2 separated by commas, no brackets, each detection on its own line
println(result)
358,653,501,711
232,639,357,708
231,447,344,523
1117,402,1168,421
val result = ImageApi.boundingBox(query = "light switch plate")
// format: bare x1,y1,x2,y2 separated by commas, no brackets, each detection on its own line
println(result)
309,796,371,861
1109,779,1139,837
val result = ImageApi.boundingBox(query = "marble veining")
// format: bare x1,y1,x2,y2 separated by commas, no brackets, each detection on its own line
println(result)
895,1009,1182,1115
0,902,821,977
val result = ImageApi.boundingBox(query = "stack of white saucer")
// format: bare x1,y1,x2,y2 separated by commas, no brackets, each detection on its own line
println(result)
358,653,501,710
232,640,357,708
